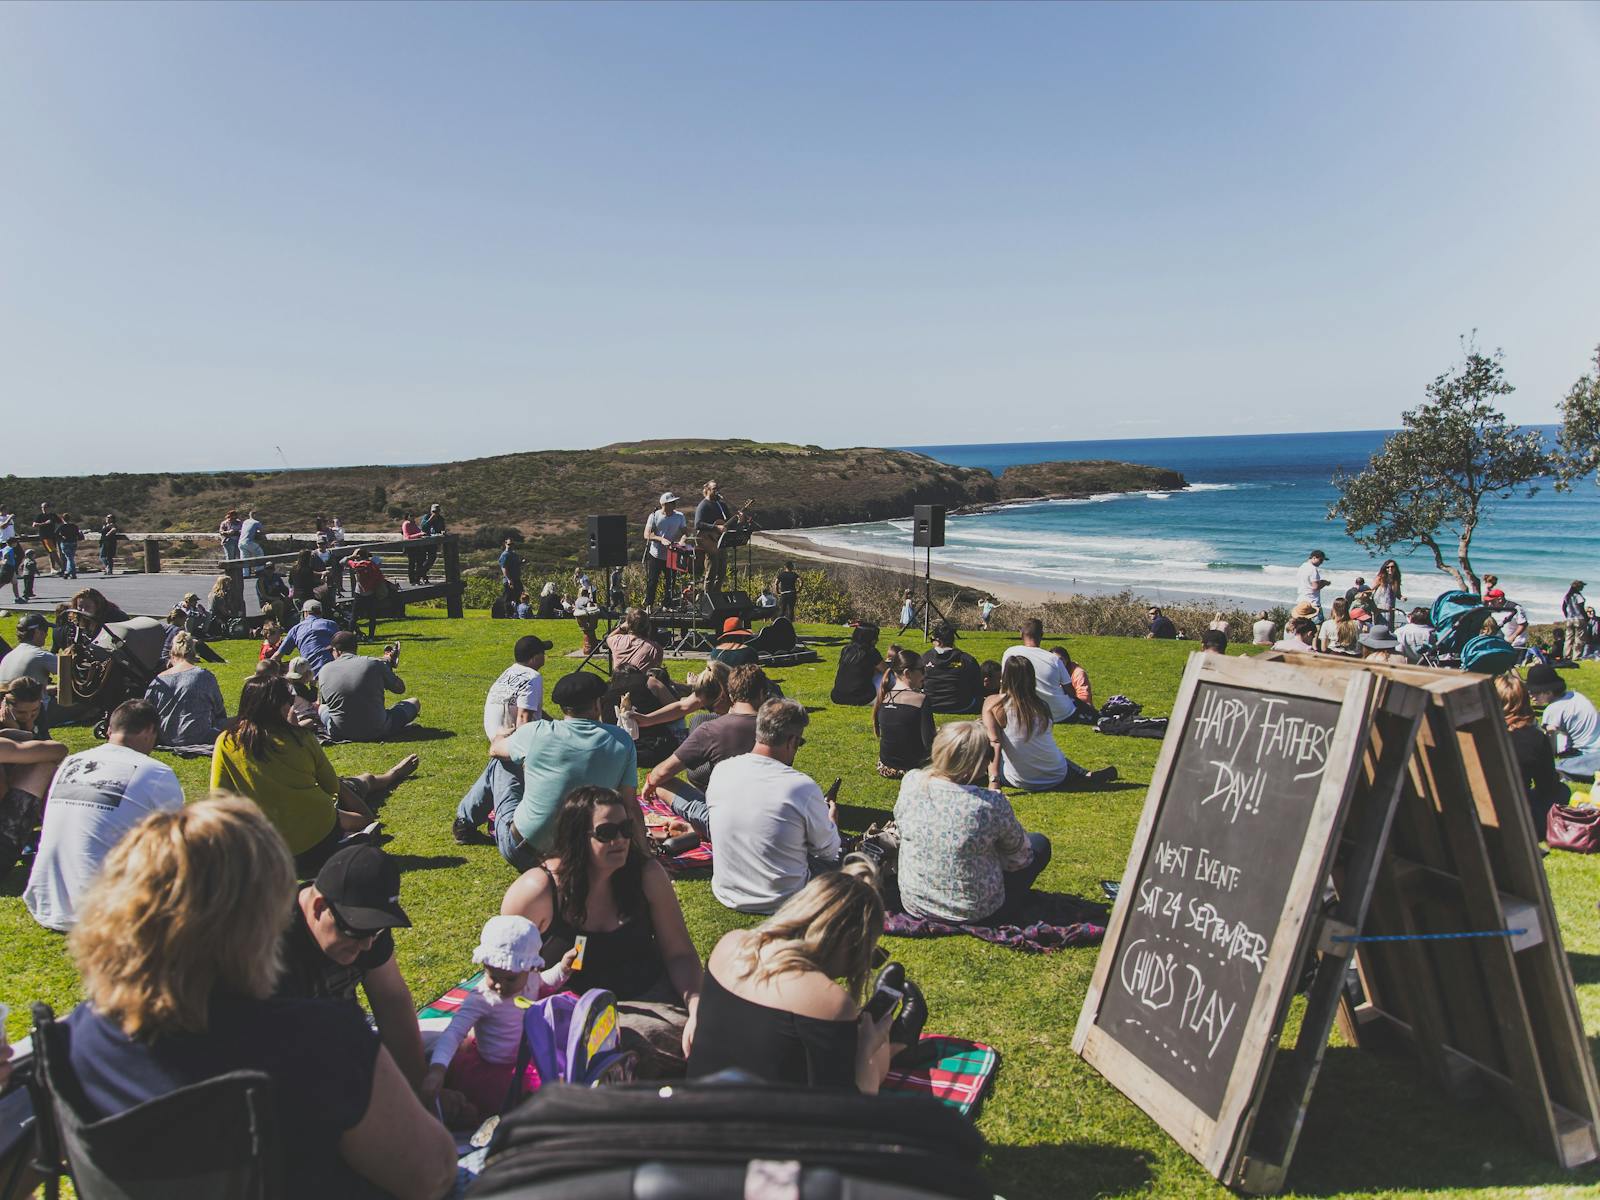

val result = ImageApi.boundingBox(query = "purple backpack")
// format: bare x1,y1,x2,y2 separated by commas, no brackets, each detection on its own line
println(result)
504,989,635,1111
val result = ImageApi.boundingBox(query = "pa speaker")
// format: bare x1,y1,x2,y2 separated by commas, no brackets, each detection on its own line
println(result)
913,504,946,548
587,514,629,568
698,590,753,624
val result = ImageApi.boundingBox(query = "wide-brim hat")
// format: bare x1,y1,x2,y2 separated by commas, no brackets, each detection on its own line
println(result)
720,617,752,638
659,492,681,506
1291,601,1319,619
1359,625,1399,650
472,914,545,974
1526,663,1565,693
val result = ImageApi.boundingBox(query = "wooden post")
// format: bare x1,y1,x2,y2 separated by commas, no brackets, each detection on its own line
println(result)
142,537,161,574
443,533,463,619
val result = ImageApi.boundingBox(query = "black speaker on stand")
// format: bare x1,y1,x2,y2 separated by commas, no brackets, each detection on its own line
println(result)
905,504,950,639
580,514,628,675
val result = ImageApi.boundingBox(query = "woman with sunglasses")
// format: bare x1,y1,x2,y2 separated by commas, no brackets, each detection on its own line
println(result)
501,785,703,1076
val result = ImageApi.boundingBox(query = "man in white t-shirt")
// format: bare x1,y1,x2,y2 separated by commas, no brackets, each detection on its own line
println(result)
999,619,1076,723
1395,608,1436,662
0,613,58,689
24,699,183,930
642,493,687,610
1526,664,1600,778
707,698,841,914
481,634,552,740
1296,550,1330,621
1485,589,1529,648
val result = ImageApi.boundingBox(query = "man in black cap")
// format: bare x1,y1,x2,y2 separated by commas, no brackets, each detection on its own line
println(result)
486,670,638,868
275,844,429,1094
0,613,57,692
1526,663,1600,779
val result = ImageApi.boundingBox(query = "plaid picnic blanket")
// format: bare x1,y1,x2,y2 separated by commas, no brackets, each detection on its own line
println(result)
421,974,998,1119
640,788,713,874
884,893,1106,953
883,1036,1000,1117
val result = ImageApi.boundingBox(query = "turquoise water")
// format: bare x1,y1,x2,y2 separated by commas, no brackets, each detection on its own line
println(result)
796,430,1597,622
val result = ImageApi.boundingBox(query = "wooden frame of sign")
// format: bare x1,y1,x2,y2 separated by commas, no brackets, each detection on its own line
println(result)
1262,651,1600,1172
1073,652,1428,1190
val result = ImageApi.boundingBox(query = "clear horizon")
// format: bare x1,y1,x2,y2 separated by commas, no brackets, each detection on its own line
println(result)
5,1,1598,476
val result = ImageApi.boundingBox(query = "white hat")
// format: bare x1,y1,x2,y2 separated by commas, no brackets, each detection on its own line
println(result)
472,914,544,973
659,492,680,506
302,599,322,613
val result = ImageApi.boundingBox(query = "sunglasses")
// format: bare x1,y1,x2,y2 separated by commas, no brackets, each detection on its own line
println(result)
327,903,382,942
590,821,630,844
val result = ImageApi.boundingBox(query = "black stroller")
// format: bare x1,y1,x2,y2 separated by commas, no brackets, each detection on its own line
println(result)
58,615,222,736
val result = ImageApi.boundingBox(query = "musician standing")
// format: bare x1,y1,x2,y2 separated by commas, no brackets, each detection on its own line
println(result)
642,492,686,610
694,480,732,593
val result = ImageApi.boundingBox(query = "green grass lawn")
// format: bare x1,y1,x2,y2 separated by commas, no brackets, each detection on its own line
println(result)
4,612,1600,1198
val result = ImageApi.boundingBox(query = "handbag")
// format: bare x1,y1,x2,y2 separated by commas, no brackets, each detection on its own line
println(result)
1546,801,1600,853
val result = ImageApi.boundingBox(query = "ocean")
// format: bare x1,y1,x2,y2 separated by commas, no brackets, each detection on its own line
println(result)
792,430,1597,622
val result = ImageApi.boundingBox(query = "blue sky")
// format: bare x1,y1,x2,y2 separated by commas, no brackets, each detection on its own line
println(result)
3,1,1598,474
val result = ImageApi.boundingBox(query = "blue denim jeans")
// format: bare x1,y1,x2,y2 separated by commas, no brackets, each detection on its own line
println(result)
60,543,77,577
457,759,540,870
663,780,709,836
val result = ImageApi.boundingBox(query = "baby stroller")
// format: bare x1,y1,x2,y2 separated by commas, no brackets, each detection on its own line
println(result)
1417,590,1519,674
56,616,166,734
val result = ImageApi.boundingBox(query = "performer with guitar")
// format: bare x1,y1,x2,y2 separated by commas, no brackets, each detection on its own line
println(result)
694,480,732,593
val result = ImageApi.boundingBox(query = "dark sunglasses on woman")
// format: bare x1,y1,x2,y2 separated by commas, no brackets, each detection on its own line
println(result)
590,821,629,844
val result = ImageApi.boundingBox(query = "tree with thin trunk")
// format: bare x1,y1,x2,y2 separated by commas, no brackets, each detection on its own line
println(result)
1329,341,1551,595
1553,344,1600,491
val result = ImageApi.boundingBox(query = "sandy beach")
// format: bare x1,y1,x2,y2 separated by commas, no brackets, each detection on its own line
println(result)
755,531,1264,609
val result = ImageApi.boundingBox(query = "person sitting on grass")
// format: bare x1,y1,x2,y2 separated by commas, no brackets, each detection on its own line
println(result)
644,664,768,835
707,699,843,914
211,674,418,875
895,721,1052,924
1526,663,1600,780
502,785,704,1078
607,608,665,674
0,710,70,878
918,622,982,714
1317,596,1361,655
258,618,284,662
144,631,228,746
1272,615,1319,653
24,699,182,931
255,559,293,626
1000,619,1076,723
708,616,759,667
982,657,1116,792
318,631,421,741
1251,611,1276,645
1,612,57,690
270,599,342,676
980,659,1002,697
515,591,534,619
1049,644,1097,722
1,676,52,738
687,861,923,1093
831,623,882,706
69,586,129,637
1496,671,1568,832
61,799,459,1200
421,915,577,1124
1146,606,1178,639
476,671,639,868
208,573,244,627
1200,629,1228,655
874,649,934,779
1395,607,1435,662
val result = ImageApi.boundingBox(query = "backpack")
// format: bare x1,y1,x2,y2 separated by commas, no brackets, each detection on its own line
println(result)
1459,633,1520,675
511,989,635,1108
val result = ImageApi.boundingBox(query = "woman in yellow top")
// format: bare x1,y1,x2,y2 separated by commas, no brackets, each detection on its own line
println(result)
211,673,420,874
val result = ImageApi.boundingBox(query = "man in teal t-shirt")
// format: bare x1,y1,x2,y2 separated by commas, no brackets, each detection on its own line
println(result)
488,671,637,868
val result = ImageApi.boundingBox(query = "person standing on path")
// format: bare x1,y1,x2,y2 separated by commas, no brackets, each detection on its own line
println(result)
1296,549,1330,623
400,513,425,586
56,512,82,579
218,508,242,561
98,514,122,575
239,509,266,571
32,503,62,575
773,561,800,623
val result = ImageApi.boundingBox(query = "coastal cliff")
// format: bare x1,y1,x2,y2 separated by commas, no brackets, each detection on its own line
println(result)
0,441,1186,561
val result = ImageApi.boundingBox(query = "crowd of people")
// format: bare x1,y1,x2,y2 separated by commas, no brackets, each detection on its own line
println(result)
6,512,1600,1197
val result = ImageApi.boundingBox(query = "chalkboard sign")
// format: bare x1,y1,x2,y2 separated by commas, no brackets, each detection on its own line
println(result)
1074,653,1378,1179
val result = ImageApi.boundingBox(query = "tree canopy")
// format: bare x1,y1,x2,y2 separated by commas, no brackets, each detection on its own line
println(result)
1554,344,1600,491
1330,345,1551,595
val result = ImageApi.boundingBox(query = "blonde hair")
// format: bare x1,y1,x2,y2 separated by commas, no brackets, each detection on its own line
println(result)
70,797,295,1039
1495,671,1538,732
931,720,990,787
738,860,885,1002
169,631,198,663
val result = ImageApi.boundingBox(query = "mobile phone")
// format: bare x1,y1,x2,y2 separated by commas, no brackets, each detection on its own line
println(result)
1100,880,1121,900
864,980,904,1023
826,778,842,801
571,934,588,972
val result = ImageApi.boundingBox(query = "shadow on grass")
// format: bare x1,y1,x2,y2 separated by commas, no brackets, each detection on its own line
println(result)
1568,951,1600,987
985,1142,1152,1199
395,726,456,742
835,801,892,831
386,853,469,873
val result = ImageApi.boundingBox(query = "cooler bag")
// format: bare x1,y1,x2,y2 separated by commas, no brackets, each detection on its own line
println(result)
467,1075,991,1200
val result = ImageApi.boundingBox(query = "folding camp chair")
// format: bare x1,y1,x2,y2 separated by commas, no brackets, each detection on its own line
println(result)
25,1003,282,1200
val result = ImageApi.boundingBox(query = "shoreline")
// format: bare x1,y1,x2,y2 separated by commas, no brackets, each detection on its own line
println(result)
755,531,1275,611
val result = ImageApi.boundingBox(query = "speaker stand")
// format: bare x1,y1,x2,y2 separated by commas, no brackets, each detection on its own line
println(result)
899,543,952,640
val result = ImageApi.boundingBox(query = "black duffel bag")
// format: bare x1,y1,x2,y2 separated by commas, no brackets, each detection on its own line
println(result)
468,1074,990,1200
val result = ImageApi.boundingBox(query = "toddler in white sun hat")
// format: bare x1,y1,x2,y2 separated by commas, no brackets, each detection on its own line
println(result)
421,914,577,1121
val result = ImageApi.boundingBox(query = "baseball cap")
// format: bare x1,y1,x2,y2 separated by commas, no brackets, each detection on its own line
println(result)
659,492,680,505
551,670,607,710
314,845,410,931
17,613,50,634
1310,549,1327,559
302,599,322,614
1485,588,1506,600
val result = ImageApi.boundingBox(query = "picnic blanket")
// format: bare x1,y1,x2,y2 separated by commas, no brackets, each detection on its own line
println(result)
640,788,713,875
883,1036,1000,1117
884,893,1106,953
421,975,998,1118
